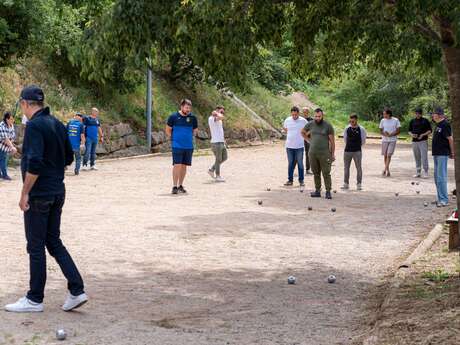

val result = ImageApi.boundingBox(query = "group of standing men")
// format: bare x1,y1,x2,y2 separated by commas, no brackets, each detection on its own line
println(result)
283,105,454,206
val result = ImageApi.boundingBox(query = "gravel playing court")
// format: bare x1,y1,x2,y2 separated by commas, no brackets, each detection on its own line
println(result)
0,140,455,345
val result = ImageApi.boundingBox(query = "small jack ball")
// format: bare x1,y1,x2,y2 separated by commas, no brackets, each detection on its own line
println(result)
56,329,67,341
258,200,263,205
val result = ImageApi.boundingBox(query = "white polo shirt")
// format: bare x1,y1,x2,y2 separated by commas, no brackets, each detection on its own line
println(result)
208,116,225,143
283,116,308,149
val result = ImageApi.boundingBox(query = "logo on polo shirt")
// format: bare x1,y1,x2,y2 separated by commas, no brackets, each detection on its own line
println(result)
186,117,190,123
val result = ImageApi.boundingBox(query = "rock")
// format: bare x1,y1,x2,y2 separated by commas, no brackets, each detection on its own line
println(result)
151,131,166,146
112,123,132,137
96,143,108,155
125,134,138,147
109,138,126,153
196,129,209,140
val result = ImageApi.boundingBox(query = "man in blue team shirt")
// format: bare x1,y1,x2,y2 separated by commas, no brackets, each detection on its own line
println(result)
67,112,85,175
82,107,104,171
165,99,198,195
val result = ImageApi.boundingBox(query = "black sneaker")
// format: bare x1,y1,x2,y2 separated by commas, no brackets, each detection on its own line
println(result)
74,170,80,176
299,182,305,187
172,187,179,195
310,191,321,198
178,185,187,194
284,181,294,186
325,191,332,199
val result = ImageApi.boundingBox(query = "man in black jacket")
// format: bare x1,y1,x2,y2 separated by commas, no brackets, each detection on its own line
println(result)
5,86,88,313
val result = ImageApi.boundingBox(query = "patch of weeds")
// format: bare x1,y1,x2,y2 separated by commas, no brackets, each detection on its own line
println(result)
23,334,40,345
422,269,450,282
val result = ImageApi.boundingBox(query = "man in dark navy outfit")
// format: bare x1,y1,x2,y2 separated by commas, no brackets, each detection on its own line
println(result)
5,85,88,313
165,99,198,195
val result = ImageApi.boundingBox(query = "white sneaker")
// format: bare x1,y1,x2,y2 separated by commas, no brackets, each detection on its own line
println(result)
357,183,362,191
90,166,98,171
208,169,215,179
62,293,88,312
82,165,89,171
340,184,349,190
5,297,43,313
413,173,421,178
422,172,429,179
215,176,226,183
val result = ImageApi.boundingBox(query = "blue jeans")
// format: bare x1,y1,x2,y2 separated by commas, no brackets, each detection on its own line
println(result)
0,150,8,178
83,137,98,167
287,148,304,182
433,155,449,204
73,149,82,173
24,194,85,303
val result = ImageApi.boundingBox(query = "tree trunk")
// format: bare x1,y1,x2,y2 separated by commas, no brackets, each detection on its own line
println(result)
442,46,460,213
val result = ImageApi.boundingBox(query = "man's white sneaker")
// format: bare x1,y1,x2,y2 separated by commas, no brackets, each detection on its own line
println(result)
90,166,98,171
82,165,89,171
413,174,421,178
422,172,429,179
5,297,43,313
215,176,226,183
340,184,349,190
208,169,215,179
62,293,88,312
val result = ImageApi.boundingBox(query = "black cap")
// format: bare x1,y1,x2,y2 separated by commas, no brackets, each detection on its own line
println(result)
433,107,444,116
19,85,44,102
415,107,423,114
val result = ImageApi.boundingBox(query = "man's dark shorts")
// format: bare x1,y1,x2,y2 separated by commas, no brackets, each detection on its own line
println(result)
172,148,194,166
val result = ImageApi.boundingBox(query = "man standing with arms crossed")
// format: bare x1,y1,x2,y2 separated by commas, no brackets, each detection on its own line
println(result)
283,106,308,187
342,114,367,191
431,108,454,207
67,112,85,175
408,107,432,178
302,107,313,175
208,105,228,182
166,99,198,195
82,107,103,171
5,85,87,313
302,108,335,199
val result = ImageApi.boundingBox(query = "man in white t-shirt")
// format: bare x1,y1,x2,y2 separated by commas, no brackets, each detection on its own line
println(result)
379,108,401,177
283,106,308,186
208,105,227,182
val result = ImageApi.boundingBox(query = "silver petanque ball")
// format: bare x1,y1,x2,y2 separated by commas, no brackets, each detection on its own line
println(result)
56,329,67,341
287,276,296,285
327,275,336,284
424,202,428,207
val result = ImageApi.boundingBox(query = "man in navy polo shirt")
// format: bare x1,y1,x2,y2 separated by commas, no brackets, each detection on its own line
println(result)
67,112,85,175
165,99,198,195
5,85,87,313
82,107,104,171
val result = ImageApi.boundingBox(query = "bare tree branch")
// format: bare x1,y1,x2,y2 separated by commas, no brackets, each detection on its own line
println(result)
413,22,441,43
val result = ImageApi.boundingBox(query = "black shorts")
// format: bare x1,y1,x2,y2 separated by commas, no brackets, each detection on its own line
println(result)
172,148,193,166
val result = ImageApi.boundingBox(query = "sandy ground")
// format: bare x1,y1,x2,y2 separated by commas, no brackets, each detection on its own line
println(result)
0,140,455,345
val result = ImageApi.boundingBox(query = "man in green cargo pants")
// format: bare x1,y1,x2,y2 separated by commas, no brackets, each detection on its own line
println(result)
301,108,335,199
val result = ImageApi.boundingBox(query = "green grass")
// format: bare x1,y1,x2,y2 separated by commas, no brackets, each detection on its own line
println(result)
422,269,450,282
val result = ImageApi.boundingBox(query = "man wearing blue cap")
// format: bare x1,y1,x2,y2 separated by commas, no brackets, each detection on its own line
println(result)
67,112,85,175
431,108,454,207
5,85,88,313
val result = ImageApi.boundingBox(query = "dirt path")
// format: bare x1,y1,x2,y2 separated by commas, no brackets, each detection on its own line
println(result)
0,140,455,345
